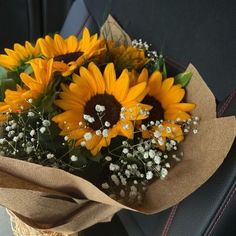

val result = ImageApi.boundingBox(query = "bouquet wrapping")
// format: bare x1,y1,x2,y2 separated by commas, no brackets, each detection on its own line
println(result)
0,16,235,234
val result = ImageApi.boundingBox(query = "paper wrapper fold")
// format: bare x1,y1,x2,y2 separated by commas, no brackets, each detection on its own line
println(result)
0,17,235,234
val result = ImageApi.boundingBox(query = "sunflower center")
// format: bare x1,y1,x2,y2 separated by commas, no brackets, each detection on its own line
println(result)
54,51,83,63
84,94,122,131
142,95,164,124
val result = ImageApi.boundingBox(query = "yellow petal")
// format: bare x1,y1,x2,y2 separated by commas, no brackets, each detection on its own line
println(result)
148,71,162,97
117,120,134,139
167,103,196,112
161,87,185,108
137,68,148,83
5,49,19,61
20,73,41,91
52,110,80,123
113,69,129,102
155,78,174,101
90,137,107,155
161,122,184,142
123,82,147,104
104,63,116,94
85,133,102,150
72,74,94,98
164,109,190,121
80,66,98,94
124,103,152,120
55,99,83,111
88,62,105,93
13,43,27,59
66,35,79,52
25,41,34,55
0,55,18,68
54,34,67,54
68,128,86,140
38,38,53,58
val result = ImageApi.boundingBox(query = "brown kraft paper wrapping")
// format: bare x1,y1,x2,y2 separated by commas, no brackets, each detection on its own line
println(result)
0,16,235,234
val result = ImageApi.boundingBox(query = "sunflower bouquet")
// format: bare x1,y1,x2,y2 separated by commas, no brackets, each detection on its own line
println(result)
0,15,235,234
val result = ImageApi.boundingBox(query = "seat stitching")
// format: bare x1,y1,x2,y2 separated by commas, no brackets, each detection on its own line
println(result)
159,89,235,236
217,90,236,117
207,186,236,236
161,205,178,236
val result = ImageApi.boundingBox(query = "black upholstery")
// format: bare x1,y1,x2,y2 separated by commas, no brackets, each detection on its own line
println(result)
84,0,236,102
0,0,74,51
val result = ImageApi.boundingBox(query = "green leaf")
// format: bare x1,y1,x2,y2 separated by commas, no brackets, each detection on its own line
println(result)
0,66,7,79
24,64,33,74
36,75,62,112
162,62,167,79
69,147,104,183
7,71,22,85
0,78,17,101
175,71,192,87
72,148,102,163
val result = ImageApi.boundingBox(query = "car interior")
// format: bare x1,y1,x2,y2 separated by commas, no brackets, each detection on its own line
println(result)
0,0,235,235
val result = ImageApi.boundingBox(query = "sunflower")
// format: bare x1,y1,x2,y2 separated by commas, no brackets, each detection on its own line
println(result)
52,62,152,155
133,69,195,122
0,59,54,120
38,28,105,76
107,43,149,74
0,41,41,71
131,68,195,149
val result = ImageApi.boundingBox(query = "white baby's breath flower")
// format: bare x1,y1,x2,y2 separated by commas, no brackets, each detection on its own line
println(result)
26,146,32,154
70,155,78,162
47,153,54,159
30,130,35,137
0,138,5,144
109,163,120,171
95,104,105,112
154,130,161,138
42,120,51,127
141,124,147,130
101,182,109,189
95,130,102,136
143,151,149,159
102,129,109,137
80,141,86,146
154,155,161,164
40,127,46,134
193,129,198,134
84,132,92,141
105,156,112,161
120,189,125,197
27,111,34,117
161,168,168,179
130,185,137,192
5,126,11,131
122,148,129,154
105,121,111,127
137,146,145,153
146,171,153,180
111,174,120,186
149,149,155,158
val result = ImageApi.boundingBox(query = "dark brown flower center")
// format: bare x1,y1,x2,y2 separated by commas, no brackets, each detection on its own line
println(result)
84,94,122,131
142,95,164,124
54,51,83,63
